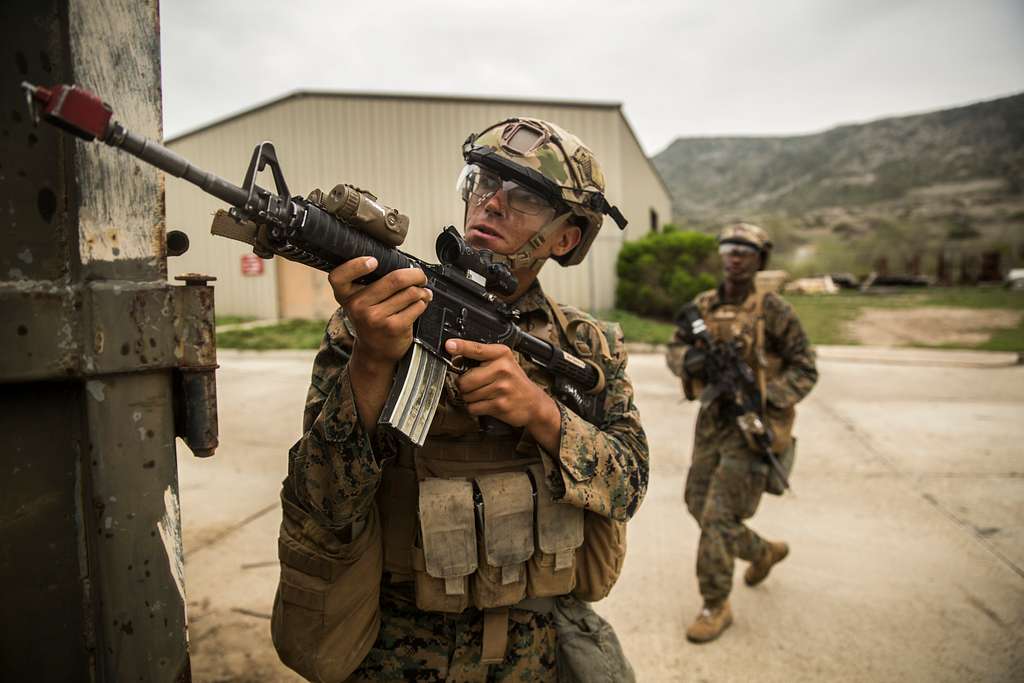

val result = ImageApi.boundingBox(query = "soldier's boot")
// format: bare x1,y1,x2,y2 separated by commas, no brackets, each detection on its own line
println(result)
685,601,733,644
744,540,790,587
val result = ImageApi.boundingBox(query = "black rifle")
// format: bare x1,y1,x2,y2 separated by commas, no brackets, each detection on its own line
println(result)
23,82,606,445
675,303,791,492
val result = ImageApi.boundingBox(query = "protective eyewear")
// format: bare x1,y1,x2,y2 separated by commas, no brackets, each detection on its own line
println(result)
718,243,759,258
459,165,556,216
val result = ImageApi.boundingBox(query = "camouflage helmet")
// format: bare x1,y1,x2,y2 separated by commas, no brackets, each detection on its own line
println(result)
461,117,627,267
718,222,773,268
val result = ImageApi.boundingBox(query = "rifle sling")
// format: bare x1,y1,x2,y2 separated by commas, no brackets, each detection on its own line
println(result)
753,288,769,416
544,294,611,362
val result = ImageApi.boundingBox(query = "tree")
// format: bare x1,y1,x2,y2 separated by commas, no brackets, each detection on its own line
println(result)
615,227,717,319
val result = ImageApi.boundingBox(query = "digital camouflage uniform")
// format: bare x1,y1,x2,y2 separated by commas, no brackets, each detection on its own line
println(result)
668,285,817,607
286,281,648,681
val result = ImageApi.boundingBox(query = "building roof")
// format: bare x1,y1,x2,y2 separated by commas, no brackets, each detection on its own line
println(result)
164,88,672,200
166,89,619,143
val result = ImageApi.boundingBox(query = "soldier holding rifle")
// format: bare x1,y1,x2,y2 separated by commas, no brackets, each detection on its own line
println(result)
21,81,648,681
667,223,817,644
286,119,649,681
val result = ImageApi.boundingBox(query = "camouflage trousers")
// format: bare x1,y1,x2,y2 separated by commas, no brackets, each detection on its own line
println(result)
347,584,558,682
685,419,770,607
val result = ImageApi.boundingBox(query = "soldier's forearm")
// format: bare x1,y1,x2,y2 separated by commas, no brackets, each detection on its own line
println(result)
527,393,563,454
348,344,398,436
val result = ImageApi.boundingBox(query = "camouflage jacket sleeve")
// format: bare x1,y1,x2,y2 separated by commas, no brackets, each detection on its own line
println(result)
542,320,650,523
665,327,688,378
763,293,818,409
285,309,397,536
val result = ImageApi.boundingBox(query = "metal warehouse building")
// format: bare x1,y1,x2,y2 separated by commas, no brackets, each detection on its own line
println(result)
165,91,672,319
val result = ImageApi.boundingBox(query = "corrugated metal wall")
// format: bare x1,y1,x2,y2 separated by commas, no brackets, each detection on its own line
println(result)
165,93,671,319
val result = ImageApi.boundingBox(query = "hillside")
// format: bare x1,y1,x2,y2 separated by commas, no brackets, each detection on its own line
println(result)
654,93,1024,217
652,94,1024,277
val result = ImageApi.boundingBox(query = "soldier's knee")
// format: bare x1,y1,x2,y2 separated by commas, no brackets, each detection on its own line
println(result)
699,509,740,534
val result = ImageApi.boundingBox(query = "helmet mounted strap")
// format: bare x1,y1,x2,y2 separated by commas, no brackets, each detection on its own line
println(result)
489,212,573,274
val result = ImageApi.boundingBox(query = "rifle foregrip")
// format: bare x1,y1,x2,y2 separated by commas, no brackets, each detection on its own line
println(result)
514,332,602,392
292,203,415,277
545,351,599,390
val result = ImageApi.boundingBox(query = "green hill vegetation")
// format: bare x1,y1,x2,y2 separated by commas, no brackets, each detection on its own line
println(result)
653,93,1024,278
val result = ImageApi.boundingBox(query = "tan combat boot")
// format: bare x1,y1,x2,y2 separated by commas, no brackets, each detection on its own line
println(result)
685,601,733,643
744,541,790,586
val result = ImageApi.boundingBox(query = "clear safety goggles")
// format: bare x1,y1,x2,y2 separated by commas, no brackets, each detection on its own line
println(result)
718,242,760,258
457,164,557,216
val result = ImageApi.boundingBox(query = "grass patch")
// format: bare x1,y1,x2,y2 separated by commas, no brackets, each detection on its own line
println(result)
915,287,1024,311
606,287,1024,350
217,319,326,350
784,293,865,345
596,309,678,345
212,288,1024,351
787,287,1024,349
215,314,257,326
977,316,1024,352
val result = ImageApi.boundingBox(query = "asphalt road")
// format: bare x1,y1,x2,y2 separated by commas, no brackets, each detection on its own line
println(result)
178,348,1024,682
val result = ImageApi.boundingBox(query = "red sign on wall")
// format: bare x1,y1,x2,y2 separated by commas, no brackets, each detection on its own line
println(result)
241,253,265,276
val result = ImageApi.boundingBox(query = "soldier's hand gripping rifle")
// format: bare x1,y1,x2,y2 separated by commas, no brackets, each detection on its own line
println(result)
675,303,791,492
23,82,607,446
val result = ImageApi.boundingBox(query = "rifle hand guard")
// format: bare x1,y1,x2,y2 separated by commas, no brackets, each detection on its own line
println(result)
674,303,711,347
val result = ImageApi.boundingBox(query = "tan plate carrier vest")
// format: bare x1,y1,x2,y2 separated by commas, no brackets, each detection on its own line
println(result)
687,289,796,453
377,296,626,664
272,300,627,681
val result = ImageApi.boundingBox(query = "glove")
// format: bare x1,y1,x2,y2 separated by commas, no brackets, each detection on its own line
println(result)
683,347,707,381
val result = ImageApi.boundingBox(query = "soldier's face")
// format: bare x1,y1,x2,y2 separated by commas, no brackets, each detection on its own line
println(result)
464,185,555,255
720,243,760,284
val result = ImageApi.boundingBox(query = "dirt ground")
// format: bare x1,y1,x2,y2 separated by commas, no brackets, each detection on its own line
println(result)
846,306,1021,346
178,348,1024,682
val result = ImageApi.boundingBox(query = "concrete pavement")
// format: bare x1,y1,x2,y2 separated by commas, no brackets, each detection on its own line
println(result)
178,347,1024,682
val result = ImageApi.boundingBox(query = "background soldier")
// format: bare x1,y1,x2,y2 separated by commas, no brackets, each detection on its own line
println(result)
667,223,818,644
276,118,649,681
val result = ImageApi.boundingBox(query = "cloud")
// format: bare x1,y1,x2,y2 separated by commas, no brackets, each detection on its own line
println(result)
160,0,1024,154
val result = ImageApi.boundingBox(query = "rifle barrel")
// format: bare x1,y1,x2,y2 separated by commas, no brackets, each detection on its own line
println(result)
106,122,250,207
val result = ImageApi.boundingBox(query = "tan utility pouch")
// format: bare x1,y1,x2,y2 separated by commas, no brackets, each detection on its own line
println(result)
527,464,583,597
572,511,627,602
271,493,382,683
553,595,636,682
472,472,533,609
413,477,477,613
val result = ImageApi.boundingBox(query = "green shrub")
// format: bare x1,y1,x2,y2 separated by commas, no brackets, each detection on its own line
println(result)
615,229,717,319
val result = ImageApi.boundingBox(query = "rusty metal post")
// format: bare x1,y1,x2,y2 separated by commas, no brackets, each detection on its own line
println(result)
0,1,214,681
174,274,220,459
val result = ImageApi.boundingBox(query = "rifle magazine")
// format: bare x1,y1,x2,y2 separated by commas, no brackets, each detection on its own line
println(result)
379,343,446,447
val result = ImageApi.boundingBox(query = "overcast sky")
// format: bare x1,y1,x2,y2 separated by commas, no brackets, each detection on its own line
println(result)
160,0,1023,156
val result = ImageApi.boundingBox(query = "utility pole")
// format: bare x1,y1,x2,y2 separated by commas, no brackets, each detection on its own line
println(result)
0,1,217,680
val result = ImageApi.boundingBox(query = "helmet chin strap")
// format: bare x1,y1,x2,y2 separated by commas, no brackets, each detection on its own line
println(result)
472,211,574,276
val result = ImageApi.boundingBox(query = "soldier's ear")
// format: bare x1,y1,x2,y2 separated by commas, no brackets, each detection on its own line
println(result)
550,225,582,257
